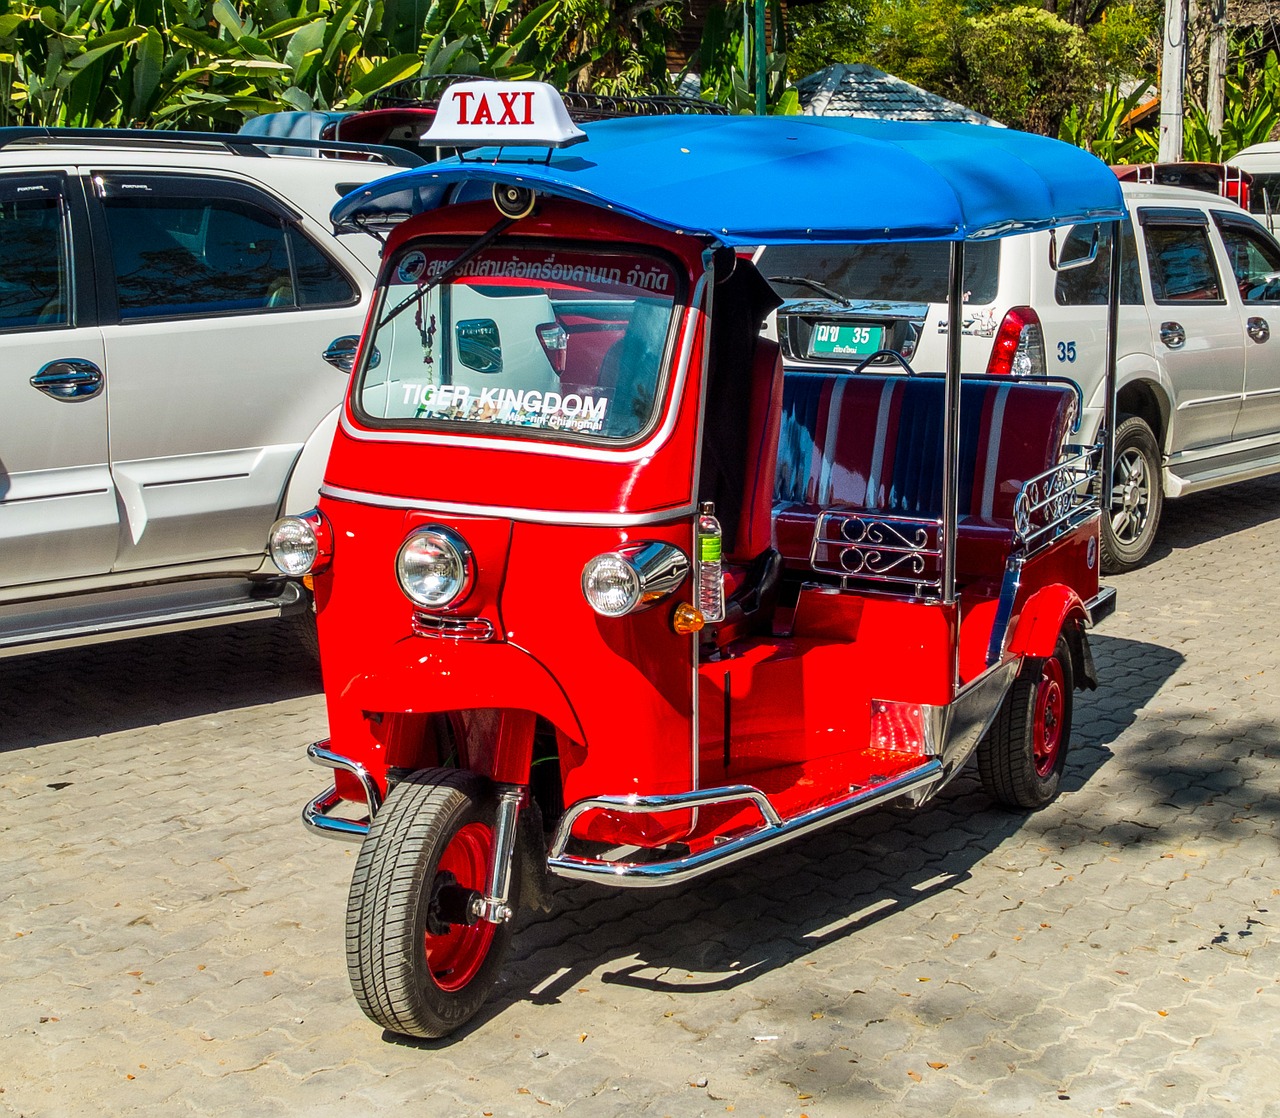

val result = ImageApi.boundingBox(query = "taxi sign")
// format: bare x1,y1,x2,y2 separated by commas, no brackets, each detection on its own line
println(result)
423,81,588,149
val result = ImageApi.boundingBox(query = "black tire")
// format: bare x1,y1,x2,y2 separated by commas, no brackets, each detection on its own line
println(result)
288,607,321,663
977,636,1074,809
346,768,516,1038
1101,414,1163,574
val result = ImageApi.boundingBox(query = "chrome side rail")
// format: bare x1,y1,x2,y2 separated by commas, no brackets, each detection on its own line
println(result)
546,760,944,887
301,741,382,842
1013,444,1100,552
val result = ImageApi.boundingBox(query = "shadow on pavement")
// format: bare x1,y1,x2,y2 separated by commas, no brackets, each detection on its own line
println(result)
402,636,1195,1043
1143,473,1280,563
0,619,320,753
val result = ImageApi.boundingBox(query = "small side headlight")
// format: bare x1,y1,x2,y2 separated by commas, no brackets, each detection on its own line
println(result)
581,553,642,617
581,542,689,617
396,526,473,609
269,510,332,576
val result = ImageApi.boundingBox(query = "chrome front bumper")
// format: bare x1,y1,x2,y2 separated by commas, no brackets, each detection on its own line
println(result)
545,760,944,887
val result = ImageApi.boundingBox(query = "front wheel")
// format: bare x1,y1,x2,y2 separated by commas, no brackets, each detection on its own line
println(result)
1101,414,1163,574
977,636,1074,809
346,768,516,1038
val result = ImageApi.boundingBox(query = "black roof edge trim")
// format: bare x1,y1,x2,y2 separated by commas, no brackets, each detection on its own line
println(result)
0,127,425,169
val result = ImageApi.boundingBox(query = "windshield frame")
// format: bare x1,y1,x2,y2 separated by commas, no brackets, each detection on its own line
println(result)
349,235,690,450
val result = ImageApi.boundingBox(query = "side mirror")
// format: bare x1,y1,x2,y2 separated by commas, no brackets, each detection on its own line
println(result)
323,335,380,373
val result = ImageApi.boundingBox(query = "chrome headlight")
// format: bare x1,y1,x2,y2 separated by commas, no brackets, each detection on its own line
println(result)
269,510,331,576
396,526,473,609
581,542,689,617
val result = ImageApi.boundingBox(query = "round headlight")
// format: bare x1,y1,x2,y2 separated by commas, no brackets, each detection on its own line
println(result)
581,553,642,617
270,514,322,576
397,527,472,609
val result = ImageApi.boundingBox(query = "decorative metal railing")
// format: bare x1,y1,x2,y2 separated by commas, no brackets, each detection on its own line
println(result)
809,513,944,598
1012,443,1100,550
805,443,1103,599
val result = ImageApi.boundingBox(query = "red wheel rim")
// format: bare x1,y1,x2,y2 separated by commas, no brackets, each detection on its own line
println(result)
1032,657,1066,778
424,821,495,992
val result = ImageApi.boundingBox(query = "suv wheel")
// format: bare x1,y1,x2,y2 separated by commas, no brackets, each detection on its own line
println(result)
1101,414,1163,574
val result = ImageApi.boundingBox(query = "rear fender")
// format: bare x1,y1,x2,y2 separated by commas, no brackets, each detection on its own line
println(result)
1006,584,1086,666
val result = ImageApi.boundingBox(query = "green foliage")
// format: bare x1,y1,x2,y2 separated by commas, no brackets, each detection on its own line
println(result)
859,0,966,102
785,0,872,81
962,6,1097,135
1180,43,1280,162
1058,79,1153,163
694,0,797,114
0,0,583,129
1084,0,1160,82
1060,41,1280,166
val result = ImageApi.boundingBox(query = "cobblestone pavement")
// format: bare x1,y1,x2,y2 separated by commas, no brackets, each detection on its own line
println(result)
3,479,1278,1118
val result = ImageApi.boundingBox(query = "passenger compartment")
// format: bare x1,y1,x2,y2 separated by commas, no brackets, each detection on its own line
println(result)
773,371,1081,594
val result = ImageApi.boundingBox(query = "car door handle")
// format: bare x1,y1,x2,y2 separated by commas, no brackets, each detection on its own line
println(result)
323,335,380,373
30,358,104,401
1159,321,1185,349
1247,316,1271,343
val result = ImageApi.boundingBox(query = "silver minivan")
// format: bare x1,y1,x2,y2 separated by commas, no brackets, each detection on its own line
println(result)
760,180,1280,572
0,129,417,657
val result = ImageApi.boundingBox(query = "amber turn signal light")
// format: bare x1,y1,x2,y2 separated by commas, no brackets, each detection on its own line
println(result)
671,602,705,634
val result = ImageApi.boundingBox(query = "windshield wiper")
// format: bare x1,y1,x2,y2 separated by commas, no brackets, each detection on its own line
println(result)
765,274,853,307
378,215,515,330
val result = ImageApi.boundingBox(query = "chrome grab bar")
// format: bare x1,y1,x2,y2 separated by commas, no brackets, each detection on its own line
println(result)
300,741,382,841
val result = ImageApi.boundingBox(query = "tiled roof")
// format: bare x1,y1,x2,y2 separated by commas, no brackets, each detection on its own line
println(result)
797,63,1001,126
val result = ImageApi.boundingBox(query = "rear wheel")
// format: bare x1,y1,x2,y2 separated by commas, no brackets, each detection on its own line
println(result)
346,768,515,1038
1101,414,1162,574
978,636,1074,809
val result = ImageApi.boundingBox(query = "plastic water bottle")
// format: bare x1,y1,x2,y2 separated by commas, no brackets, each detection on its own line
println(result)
696,502,725,623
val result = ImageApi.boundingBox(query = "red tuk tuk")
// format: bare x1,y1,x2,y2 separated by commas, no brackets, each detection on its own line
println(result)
269,82,1124,1038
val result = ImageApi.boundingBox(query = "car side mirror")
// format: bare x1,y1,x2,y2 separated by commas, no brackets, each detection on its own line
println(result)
323,335,380,374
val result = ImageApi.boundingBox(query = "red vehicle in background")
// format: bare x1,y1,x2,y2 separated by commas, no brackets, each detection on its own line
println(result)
269,82,1125,1038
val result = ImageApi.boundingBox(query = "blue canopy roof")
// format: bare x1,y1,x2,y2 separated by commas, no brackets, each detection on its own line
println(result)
332,114,1123,244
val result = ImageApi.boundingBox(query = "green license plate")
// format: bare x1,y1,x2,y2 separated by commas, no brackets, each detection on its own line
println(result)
809,322,884,357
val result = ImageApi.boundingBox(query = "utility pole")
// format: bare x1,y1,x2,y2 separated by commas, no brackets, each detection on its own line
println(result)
1207,0,1228,142
1159,0,1188,161
755,0,767,115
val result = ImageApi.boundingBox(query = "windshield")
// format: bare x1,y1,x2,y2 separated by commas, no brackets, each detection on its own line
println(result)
355,241,682,442
758,240,1000,305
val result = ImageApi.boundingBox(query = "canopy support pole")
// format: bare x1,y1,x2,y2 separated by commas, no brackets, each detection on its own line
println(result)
942,240,964,611
1102,221,1123,519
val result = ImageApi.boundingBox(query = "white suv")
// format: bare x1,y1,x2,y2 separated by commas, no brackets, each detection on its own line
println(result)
0,129,418,657
761,180,1280,571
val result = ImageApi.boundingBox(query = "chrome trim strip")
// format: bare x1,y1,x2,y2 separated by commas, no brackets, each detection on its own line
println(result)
337,280,707,464
1242,386,1280,400
1083,585,1117,627
1176,392,1244,410
300,741,383,842
0,581,305,659
318,483,693,527
545,761,943,887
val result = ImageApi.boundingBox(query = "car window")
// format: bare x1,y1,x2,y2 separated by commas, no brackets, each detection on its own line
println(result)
1143,224,1223,303
758,240,1000,304
0,178,70,331
1216,219,1280,303
102,190,355,321
1245,171,1280,220
1053,221,1143,306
